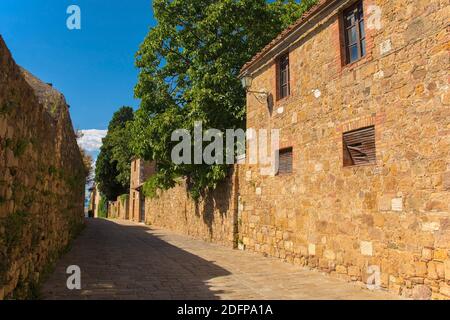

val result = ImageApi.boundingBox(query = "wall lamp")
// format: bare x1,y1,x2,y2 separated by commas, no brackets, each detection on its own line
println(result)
241,74,269,105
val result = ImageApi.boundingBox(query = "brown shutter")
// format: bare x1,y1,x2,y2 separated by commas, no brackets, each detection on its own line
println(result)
343,126,376,166
278,148,293,175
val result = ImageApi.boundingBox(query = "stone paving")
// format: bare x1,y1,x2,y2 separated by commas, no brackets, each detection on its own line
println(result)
41,219,399,300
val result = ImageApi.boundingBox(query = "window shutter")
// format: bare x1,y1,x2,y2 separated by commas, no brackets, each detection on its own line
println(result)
343,126,376,166
278,148,293,174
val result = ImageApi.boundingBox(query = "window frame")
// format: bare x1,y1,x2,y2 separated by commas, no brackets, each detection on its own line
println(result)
343,1,366,65
277,53,290,100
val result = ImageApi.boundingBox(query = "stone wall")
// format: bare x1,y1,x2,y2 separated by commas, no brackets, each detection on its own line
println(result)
145,167,239,247
0,36,85,299
108,196,129,220
240,0,449,299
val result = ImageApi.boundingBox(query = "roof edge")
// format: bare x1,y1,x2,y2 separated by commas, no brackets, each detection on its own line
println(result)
239,0,335,77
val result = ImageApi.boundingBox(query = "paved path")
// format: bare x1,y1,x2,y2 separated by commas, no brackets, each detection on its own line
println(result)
41,219,398,300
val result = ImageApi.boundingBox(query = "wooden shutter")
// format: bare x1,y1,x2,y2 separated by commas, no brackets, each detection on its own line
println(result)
343,126,376,166
278,148,293,175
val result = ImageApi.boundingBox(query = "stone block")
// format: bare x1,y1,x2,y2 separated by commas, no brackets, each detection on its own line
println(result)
421,247,433,261
336,265,347,274
443,172,450,190
439,284,450,298
427,262,439,280
324,249,336,260
380,39,392,55
378,195,391,211
415,262,427,277
412,285,432,300
434,249,448,261
348,266,360,277
421,222,440,232
391,198,403,212
360,241,373,256
445,260,450,281
308,243,316,256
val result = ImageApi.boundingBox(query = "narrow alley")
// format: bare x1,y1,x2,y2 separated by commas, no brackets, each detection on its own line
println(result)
41,219,398,300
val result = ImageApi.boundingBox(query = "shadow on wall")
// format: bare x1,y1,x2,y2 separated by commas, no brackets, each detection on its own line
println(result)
40,219,232,300
193,167,236,242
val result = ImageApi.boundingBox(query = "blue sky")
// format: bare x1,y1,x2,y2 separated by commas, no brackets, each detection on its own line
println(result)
0,0,155,137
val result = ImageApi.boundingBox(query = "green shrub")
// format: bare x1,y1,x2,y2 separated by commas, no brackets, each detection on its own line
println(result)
98,197,108,218
118,193,129,205
13,139,28,157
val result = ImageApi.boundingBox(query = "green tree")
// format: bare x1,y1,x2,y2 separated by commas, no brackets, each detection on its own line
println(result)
131,0,317,199
95,106,134,201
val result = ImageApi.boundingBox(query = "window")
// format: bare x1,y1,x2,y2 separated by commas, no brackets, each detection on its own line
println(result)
343,126,376,167
278,53,290,99
278,147,293,175
343,1,366,64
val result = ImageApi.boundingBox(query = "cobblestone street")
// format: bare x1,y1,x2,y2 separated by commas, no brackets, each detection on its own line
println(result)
41,219,398,300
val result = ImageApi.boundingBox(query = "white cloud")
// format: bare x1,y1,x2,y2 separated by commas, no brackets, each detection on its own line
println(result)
77,129,107,152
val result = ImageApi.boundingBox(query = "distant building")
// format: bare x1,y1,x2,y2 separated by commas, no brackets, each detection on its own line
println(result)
88,184,102,218
129,158,156,222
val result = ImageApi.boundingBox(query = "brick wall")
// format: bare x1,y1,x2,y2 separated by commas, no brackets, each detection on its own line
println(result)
240,0,449,299
0,36,85,299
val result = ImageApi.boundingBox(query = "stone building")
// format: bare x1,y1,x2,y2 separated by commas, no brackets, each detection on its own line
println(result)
140,0,449,299
88,184,102,218
237,0,449,299
129,158,156,222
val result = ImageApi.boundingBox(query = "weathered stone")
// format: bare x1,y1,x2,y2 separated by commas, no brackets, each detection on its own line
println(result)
378,195,392,211
348,266,360,277
444,260,450,281
308,243,316,256
412,285,432,300
427,261,439,280
415,262,428,277
422,222,440,232
324,249,336,260
439,284,450,298
421,247,433,261
336,265,347,274
443,172,450,190
391,198,403,212
434,249,448,261
360,241,373,256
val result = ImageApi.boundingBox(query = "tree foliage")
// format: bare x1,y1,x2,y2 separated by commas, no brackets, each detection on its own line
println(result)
95,106,134,201
130,0,317,199
76,130,95,185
